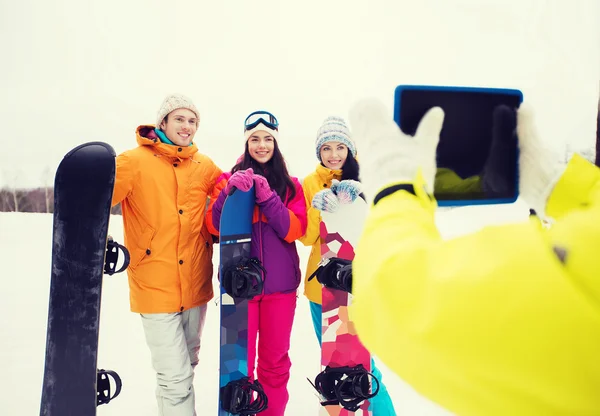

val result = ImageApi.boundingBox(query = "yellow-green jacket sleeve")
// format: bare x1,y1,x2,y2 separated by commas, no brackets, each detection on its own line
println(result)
351,155,600,416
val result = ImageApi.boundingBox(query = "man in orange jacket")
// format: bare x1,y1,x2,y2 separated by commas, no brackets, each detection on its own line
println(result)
111,93,222,415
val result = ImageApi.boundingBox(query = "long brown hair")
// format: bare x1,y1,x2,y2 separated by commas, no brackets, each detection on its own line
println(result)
232,140,297,203
340,152,360,181
596,93,600,167
341,152,366,201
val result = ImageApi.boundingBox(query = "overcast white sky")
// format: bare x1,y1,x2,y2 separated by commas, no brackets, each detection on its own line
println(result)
1,0,599,188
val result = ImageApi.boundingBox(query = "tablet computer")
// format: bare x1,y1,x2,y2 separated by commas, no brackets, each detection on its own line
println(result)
394,85,523,206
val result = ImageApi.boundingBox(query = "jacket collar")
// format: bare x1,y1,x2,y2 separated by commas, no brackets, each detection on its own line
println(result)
315,163,342,183
135,125,199,159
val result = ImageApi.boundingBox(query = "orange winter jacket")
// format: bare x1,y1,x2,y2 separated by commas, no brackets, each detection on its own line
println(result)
111,125,222,314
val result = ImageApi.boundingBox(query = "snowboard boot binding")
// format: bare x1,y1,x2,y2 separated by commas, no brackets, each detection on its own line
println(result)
222,257,266,299
308,364,380,412
104,236,130,276
308,257,353,293
220,376,268,415
97,368,122,406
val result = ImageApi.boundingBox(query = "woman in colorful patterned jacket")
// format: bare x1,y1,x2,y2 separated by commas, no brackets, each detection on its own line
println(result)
206,110,307,416
111,93,222,415
299,116,397,415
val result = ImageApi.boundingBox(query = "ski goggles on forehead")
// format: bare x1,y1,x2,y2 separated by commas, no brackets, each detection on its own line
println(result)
244,111,279,131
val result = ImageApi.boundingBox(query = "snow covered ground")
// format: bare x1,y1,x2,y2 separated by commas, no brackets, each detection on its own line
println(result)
1,0,598,413
0,201,531,415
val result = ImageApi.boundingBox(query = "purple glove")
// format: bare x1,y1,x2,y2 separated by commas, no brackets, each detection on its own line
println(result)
224,168,254,194
253,174,275,203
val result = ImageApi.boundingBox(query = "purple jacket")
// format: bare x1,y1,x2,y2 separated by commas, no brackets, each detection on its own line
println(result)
207,172,308,294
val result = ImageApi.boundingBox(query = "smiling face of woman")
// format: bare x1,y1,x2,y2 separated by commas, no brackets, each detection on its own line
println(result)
247,130,275,164
320,141,349,169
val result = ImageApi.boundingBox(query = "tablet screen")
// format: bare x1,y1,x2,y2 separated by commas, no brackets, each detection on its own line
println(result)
394,85,522,205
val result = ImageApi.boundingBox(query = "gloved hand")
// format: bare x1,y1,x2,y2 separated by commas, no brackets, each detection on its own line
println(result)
252,174,275,203
330,179,341,194
516,103,567,219
224,168,254,194
348,98,445,202
334,179,362,204
312,188,339,213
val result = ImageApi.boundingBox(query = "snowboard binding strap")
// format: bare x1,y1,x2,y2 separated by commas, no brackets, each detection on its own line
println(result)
308,257,353,293
308,364,380,412
97,369,122,406
220,376,268,415
222,257,266,299
104,236,130,275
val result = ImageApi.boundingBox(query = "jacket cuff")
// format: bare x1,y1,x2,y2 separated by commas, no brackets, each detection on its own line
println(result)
373,184,416,205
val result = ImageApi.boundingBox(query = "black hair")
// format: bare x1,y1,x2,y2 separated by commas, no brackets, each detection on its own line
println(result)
340,152,360,181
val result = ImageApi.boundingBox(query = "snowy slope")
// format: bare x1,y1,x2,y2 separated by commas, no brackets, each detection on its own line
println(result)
2,210,527,415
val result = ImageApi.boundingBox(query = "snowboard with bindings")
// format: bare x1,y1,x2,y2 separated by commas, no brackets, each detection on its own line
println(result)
218,186,268,416
309,196,379,415
39,142,128,415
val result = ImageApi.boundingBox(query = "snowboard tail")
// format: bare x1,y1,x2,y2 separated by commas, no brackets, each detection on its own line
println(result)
311,198,378,415
40,142,127,416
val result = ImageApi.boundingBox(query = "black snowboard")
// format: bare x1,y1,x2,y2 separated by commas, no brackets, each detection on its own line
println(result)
39,142,123,415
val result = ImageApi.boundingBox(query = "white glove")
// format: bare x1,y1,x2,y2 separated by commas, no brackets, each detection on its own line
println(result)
333,179,362,204
312,188,339,213
348,98,445,201
516,103,567,219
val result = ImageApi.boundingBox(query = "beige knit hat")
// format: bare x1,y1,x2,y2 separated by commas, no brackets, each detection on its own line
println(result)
156,94,200,128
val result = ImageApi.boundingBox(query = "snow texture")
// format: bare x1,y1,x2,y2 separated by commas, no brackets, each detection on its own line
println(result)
0,204,532,414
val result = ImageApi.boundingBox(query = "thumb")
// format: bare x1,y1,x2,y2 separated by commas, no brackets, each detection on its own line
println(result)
516,102,541,153
246,167,254,176
330,179,340,193
346,179,362,193
415,106,445,147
